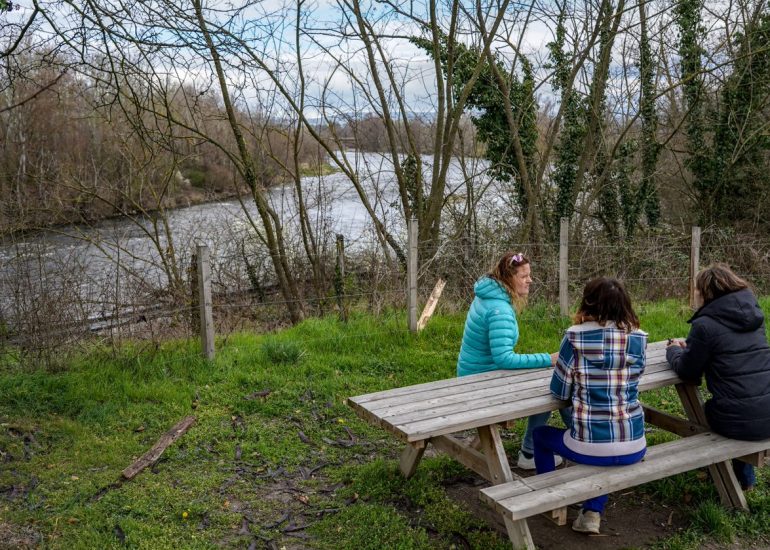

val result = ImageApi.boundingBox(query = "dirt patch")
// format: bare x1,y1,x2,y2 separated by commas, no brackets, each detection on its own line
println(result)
0,522,41,549
444,470,688,550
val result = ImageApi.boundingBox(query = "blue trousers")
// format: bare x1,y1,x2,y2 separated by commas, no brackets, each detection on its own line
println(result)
733,460,756,489
533,426,647,513
521,408,572,455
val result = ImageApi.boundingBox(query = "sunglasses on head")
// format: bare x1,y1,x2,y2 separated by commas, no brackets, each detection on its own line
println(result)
509,253,525,265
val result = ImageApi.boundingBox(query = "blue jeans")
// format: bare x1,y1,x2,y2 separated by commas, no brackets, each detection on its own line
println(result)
533,426,647,513
733,460,756,489
521,408,573,455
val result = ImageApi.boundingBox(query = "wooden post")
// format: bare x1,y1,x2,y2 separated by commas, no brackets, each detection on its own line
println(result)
188,252,199,333
417,278,445,331
407,217,418,333
196,244,215,361
689,226,701,309
335,234,348,323
559,217,569,316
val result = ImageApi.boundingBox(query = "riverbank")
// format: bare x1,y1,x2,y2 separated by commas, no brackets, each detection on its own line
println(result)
0,162,340,239
2,304,770,549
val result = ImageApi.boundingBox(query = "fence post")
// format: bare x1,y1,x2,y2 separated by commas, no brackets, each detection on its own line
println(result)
189,252,199,333
559,217,570,317
335,234,348,323
196,244,215,360
690,226,701,309
407,217,418,333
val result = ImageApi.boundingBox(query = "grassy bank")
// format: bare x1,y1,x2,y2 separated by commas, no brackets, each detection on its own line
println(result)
1,299,770,549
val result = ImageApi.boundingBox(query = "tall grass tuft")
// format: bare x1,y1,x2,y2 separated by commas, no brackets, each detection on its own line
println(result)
261,338,305,365
692,501,736,543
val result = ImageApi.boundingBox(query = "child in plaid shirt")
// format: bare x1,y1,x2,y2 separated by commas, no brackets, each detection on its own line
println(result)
533,277,647,535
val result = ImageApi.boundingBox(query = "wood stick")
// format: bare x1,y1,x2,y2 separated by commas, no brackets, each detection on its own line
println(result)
122,416,196,480
417,278,446,331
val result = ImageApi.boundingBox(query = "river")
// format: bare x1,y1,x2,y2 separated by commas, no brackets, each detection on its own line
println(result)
0,152,507,327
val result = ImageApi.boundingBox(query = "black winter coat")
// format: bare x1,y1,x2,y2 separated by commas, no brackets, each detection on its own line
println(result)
666,289,770,441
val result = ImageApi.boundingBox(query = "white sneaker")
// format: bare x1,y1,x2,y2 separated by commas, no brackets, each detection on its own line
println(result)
572,509,601,534
516,451,563,470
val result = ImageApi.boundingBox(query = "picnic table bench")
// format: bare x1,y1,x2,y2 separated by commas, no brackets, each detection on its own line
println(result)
347,341,770,549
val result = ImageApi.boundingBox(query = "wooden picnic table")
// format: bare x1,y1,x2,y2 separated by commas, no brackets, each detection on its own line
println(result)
347,340,761,547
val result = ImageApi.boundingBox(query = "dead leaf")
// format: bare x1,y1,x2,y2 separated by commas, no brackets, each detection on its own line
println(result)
295,494,309,505
245,389,271,400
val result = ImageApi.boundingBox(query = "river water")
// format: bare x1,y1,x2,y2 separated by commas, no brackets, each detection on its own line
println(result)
0,152,508,326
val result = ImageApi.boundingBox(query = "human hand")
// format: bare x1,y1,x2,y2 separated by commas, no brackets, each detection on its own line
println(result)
550,352,559,366
667,338,686,348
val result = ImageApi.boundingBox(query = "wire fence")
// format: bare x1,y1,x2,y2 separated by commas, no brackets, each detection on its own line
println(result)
2,224,770,367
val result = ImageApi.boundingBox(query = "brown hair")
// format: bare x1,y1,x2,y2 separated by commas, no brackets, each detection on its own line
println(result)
695,264,750,306
489,251,530,310
574,277,640,332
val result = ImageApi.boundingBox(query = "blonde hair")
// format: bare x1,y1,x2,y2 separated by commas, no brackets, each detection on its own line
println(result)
489,251,530,312
696,264,750,306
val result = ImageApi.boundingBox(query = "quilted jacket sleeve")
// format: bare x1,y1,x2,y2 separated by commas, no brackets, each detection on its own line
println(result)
666,322,710,384
487,306,551,369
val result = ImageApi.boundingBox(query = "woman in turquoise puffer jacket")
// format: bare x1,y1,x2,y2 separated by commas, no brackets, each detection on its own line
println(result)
457,251,568,469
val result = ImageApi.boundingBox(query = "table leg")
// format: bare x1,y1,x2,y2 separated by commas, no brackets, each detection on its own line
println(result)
399,441,426,479
477,425,536,550
675,383,748,510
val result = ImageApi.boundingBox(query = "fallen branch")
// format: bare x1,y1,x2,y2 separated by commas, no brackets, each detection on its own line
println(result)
122,416,196,480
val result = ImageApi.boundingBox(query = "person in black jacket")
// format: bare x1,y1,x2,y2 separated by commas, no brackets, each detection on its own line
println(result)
667,264,770,490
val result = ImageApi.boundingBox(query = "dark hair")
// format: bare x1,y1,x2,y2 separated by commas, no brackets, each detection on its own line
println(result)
696,264,750,305
575,277,639,332
489,252,530,308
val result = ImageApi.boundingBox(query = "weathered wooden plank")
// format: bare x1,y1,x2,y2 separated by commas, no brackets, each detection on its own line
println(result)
430,434,490,480
676,383,747,510
399,442,426,478
386,365,676,436
347,343,678,443
481,433,770,521
477,424,535,550
478,425,514,485
122,416,196,480
481,433,712,504
397,396,565,442
547,507,568,526
349,368,549,407
383,383,558,426
503,517,535,550
372,360,673,422
736,450,768,468
368,373,556,419
349,369,533,404
398,370,678,441
352,352,670,410
642,404,707,436
351,370,678,443
417,278,446,331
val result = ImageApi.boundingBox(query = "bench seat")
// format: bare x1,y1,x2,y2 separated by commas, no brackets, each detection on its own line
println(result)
480,432,770,522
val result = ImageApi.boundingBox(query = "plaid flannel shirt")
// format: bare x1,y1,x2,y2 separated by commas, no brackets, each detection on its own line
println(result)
551,322,647,448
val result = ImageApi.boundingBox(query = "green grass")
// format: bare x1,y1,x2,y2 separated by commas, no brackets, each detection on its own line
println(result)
1,298,769,549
